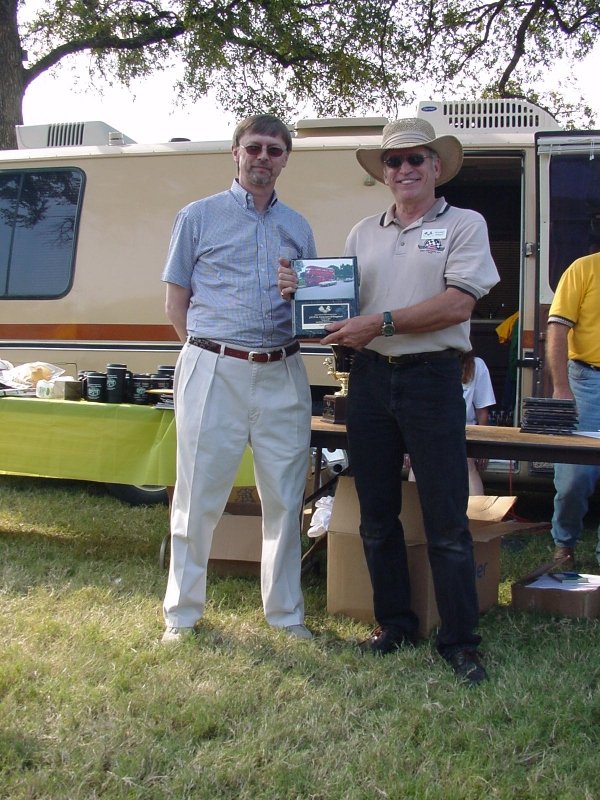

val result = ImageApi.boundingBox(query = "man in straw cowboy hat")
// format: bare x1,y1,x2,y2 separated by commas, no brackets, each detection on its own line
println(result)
280,117,499,684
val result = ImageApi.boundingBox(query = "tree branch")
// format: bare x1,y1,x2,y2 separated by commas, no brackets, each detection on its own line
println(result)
24,21,186,86
497,0,543,94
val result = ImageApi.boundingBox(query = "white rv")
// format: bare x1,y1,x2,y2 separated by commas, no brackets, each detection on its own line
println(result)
1,99,599,496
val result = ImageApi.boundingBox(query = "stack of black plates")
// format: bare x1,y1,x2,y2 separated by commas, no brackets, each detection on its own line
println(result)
520,397,578,435
154,389,174,410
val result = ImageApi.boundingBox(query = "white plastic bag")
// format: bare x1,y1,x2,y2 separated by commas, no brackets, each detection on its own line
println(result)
0,361,64,388
307,495,335,538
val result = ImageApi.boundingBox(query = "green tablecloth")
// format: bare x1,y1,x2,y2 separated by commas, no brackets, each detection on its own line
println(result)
0,397,254,486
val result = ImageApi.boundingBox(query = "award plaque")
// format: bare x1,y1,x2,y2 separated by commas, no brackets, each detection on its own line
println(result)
321,344,354,424
291,257,359,339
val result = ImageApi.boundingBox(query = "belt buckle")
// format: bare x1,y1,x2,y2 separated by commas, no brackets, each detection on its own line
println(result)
248,351,270,363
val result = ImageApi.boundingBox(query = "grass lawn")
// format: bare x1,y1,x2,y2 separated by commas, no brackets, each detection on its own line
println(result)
1,476,599,800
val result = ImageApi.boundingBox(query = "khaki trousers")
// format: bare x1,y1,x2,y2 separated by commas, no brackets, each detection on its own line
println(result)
163,341,311,628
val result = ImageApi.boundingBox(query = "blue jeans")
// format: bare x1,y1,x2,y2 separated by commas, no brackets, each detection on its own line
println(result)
552,361,600,564
346,350,481,657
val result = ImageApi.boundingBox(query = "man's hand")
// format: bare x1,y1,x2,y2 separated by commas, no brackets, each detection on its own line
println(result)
321,314,382,349
278,258,298,301
552,385,575,401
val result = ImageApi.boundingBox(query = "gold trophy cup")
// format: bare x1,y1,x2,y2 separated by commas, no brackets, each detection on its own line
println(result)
321,345,353,424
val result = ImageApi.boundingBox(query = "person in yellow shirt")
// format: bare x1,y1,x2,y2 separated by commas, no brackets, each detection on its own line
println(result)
546,250,600,567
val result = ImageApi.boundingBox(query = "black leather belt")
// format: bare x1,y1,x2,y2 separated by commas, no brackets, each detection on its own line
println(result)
573,359,600,372
361,347,459,366
188,336,300,363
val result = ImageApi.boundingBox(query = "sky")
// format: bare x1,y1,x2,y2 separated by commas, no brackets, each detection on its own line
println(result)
21,44,600,145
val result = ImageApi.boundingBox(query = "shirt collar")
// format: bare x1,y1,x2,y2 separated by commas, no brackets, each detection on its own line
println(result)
231,178,278,211
381,196,448,228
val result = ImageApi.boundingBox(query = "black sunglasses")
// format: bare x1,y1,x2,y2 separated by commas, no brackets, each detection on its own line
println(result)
383,153,433,168
240,143,286,158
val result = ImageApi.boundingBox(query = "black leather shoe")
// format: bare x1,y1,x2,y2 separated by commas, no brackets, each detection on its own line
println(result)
358,626,416,655
447,648,488,686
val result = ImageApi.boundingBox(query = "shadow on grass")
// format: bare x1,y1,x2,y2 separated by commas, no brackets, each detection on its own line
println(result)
0,728,39,773
0,475,171,603
3,476,598,641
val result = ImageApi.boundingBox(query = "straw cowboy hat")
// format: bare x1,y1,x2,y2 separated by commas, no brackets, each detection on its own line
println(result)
356,117,463,187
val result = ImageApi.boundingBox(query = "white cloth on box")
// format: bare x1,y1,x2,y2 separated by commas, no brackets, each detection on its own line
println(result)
307,495,335,538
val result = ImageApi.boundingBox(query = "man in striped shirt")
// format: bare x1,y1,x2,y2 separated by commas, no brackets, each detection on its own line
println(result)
161,114,316,643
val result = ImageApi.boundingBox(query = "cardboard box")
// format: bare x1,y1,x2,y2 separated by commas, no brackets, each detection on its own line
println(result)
209,513,263,577
52,378,82,400
327,477,542,638
207,483,262,576
212,462,314,575
511,566,600,619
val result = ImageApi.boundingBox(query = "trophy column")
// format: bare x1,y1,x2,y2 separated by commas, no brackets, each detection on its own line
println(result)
321,345,354,424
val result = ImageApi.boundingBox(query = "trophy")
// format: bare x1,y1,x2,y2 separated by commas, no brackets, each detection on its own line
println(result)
321,345,354,424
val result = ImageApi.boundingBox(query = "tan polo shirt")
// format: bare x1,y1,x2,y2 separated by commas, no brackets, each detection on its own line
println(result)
344,197,499,356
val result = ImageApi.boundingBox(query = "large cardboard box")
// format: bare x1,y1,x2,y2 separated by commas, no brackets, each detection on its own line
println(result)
209,513,263,577
327,477,541,638
209,484,263,577
211,462,315,576
511,567,600,619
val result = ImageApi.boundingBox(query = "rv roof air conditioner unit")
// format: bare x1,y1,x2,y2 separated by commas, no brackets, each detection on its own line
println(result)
16,121,136,149
417,100,561,133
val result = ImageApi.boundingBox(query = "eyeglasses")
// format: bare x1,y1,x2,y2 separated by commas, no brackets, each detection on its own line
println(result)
383,153,433,169
239,143,286,158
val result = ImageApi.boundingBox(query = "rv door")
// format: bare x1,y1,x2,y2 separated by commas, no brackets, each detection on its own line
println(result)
537,129,600,297
536,129,600,391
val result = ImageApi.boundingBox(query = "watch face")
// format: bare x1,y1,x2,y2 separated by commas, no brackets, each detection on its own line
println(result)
382,311,394,336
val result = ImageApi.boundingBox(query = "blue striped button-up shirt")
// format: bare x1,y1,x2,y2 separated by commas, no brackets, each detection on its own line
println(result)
161,179,317,348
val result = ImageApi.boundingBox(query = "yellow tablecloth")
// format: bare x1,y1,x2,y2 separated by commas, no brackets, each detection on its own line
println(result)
0,397,254,486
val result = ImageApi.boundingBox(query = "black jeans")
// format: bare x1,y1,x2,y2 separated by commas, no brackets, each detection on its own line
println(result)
347,350,481,657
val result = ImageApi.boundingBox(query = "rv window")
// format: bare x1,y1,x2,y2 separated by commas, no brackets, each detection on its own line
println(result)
0,168,84,298
549,154,600,290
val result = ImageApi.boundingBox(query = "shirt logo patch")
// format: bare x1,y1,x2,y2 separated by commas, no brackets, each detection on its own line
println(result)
417,239,445,253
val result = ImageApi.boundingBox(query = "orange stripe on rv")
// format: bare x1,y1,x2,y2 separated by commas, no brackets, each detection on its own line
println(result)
0,323,177,342
521,329,534,349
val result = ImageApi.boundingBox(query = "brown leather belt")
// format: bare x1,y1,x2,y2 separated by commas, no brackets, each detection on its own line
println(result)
188,336,300,363
361,347,459,366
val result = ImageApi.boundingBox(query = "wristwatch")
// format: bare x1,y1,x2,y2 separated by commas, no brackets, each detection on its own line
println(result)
381,311,395,337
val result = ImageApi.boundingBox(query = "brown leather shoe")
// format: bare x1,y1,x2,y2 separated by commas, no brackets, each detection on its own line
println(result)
553,546,575,567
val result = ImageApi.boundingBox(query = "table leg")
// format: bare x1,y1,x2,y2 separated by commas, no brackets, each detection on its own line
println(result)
159,486,175,569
